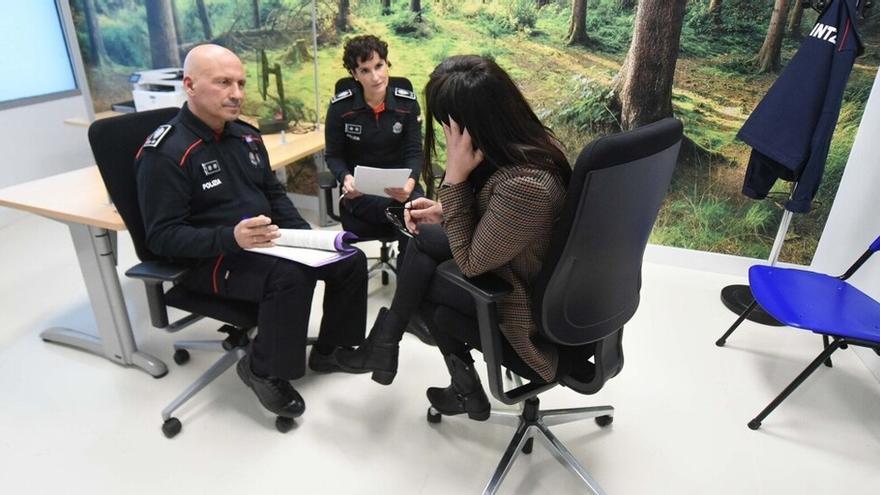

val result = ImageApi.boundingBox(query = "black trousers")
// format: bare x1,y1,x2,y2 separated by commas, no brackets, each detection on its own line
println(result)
389,225,544,382
341,184,424,255
181,250,368,380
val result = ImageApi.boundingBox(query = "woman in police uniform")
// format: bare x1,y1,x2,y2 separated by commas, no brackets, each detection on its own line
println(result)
324,35,423,255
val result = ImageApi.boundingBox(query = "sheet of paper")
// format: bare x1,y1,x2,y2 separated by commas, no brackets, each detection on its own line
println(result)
353,166,411,197
248,246,346,267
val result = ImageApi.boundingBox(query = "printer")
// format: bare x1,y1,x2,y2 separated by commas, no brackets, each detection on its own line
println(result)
130,68,186,111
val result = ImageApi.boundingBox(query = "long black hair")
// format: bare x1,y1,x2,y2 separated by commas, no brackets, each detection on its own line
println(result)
423,55,570,194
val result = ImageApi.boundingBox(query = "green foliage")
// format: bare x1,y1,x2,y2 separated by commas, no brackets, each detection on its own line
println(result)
583,1,635,53
680,0,775,58
462,6,515,38
461,0,538,37
387,9,433,38
551,75,620,134
742,202,775,231
818,76,873,200
651,194,778,258
102,14,149,66
504,0,538,32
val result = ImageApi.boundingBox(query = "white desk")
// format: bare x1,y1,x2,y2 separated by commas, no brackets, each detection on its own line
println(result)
0,129,326,377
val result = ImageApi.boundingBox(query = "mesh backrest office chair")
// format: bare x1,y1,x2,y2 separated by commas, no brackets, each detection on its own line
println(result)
316,76,417,285
429,118,683,494
716,234,880,430
89,108,294,438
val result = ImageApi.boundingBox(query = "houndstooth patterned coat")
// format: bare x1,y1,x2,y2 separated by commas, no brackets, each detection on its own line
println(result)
439,165,567,382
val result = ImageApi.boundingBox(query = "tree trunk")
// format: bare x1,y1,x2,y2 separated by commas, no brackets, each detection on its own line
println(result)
787,1,805,39
412,0,422,12
145,0,181,68
612,0,688,130
170,0,182,42
195,0,213,40
566,0,589,46
709,0,722,26
336,0,350,33
382,0,391,15
82,0,109,66
756,0,789,73
252,0,261,29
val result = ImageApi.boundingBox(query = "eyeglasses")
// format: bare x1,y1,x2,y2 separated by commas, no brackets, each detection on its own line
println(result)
385,206,414,238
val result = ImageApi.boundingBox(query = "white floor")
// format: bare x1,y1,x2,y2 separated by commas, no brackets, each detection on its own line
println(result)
1,213,879,495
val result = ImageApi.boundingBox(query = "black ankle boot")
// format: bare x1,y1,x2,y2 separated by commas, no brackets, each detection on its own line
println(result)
335,307,403,385
426,354,490,421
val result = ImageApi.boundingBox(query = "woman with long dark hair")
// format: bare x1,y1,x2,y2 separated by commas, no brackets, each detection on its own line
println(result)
336,55,571,420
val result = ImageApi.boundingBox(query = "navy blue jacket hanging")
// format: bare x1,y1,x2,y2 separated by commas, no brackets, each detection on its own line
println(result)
738,0,864,212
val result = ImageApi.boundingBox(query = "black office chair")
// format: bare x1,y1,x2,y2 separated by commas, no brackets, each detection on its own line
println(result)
89,108,295,438
317,76,417,286
426,118,683,494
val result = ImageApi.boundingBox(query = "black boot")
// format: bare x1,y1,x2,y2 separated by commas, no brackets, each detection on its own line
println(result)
426,354,490,421
335,307,404,385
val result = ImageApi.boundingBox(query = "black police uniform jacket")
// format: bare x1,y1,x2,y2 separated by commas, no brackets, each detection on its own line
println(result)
324,82,423,184
135,103,309,260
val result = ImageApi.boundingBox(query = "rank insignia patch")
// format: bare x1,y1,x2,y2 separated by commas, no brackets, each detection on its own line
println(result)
143,125,172,148
331,89,353,104
393,88,416,100
201,160,220,176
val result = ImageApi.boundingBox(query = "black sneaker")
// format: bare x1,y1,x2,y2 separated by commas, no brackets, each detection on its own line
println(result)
236,354,305,418
307,346,349,373
405,314,436,346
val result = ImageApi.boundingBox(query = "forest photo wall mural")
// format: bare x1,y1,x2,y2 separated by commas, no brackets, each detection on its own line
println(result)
71,0,879,264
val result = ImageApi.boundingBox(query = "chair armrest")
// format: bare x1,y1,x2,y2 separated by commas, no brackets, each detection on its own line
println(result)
125,261,190,329
317,171,338,190
436,260,512,303
436,260,554,405
125,260,190,283
317,171,342,223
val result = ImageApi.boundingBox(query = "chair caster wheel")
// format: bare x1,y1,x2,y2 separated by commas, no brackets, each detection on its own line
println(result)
715,339,726,347
162,417,182,438
276,416,295,433
173,349,190,365
427,407,442,424
382,271,390,285
521,437,534,454
747,420,761,430
595,415,613,427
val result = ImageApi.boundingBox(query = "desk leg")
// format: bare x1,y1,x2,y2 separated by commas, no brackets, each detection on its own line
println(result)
40,223,168,378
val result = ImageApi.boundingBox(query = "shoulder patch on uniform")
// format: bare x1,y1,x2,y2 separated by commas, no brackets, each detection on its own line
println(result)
143,124,173,148
393,87,416,100
331,89,353,104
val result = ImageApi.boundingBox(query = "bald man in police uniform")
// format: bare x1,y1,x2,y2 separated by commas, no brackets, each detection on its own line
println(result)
135,44,367,420
324,35,423,256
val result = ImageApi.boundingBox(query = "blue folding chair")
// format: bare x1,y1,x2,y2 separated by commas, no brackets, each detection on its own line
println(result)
717,234,880,430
